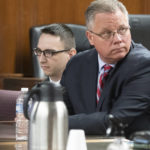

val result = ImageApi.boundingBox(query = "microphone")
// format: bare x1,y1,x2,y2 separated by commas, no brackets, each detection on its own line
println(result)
106,114,128,137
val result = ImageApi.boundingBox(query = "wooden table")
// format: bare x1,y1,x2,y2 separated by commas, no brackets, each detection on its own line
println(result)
0,139,114,150
0,121,115,150
0,141,27,150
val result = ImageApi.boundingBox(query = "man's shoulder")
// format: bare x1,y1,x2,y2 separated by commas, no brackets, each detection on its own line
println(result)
74,48,96,58
130,42,150,58
64,48,97,76
120,42,150,70
69,48,97,64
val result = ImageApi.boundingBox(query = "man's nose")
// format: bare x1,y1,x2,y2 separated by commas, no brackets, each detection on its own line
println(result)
39,53,47,62
112,32,122,42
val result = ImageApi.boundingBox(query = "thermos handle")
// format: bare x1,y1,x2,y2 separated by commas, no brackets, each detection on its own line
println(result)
23,88,39,120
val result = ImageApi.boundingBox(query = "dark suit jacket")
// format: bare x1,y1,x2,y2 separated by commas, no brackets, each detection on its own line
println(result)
61,42,150,137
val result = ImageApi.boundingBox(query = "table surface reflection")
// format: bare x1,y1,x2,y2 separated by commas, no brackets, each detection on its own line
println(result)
0,139,114,150
0,121,114,150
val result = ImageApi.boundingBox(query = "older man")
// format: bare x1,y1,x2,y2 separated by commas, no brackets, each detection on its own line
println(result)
61,0,150,137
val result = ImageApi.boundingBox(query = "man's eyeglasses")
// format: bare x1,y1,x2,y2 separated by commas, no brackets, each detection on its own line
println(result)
33,48,70,58
89,26,130,40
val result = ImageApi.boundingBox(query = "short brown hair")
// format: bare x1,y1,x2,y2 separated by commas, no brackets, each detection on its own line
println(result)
41,24,76,49
85,0,128,29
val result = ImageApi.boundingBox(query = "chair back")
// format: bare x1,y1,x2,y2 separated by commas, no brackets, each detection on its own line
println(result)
0,90,20,121
129,14,150,50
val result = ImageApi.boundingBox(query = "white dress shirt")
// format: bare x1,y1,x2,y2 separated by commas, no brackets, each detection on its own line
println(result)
97,54,115,91
49,77,60,87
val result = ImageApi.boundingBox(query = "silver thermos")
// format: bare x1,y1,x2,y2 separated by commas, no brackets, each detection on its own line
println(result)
23,82,68,150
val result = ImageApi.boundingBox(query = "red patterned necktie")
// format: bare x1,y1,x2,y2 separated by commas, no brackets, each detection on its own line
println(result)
97,65,112,104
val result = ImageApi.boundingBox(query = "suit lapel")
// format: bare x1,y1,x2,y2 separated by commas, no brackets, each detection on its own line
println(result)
83,49,98,112
96,59,124,111
96,44,134,111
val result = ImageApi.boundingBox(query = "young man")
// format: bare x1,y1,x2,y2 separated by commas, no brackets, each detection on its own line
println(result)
34,24,76,85
61,0,150,138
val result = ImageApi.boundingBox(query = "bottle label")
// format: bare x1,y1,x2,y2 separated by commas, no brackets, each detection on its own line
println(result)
16,103,23,113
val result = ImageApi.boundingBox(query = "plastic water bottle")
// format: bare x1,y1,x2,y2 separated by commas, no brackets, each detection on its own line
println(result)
16,87,29,141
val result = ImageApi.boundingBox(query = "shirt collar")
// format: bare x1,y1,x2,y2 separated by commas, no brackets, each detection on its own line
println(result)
49,77,60,86
98,54,115,72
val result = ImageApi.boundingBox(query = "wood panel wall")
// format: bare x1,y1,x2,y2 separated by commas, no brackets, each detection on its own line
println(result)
0,0,150,77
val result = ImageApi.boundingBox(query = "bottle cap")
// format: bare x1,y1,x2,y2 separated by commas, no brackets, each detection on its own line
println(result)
21,88,28,92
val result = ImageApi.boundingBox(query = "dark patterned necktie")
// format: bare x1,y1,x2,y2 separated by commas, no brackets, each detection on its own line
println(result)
97,65,112,104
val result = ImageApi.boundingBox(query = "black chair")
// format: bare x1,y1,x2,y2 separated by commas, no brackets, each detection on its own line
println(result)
29,15,150,78
0,90,20,121
29,24,92,78
129,14,150,50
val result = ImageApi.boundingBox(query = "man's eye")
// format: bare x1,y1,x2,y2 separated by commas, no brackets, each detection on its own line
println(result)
37,50,42,53
45,50,52,55
118,27,127,33
101,31,112,38
104,31,111,35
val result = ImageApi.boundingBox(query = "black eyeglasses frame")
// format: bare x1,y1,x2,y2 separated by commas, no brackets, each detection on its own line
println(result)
33,48,70,58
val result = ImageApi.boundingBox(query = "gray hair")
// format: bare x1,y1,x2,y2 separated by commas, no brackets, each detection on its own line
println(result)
41,24,76,49
85,0,129,29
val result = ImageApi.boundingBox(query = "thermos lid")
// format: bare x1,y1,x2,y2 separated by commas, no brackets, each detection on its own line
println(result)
21,87,29,92
36,81,63,102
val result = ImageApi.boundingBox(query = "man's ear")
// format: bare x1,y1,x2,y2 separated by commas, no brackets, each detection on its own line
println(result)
69,48,77,58
86,30,94,45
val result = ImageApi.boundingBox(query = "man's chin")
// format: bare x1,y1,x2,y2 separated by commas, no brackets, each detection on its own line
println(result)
43,71,51,77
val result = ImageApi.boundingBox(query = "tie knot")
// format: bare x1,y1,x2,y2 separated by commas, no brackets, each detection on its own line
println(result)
103,64,112,72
